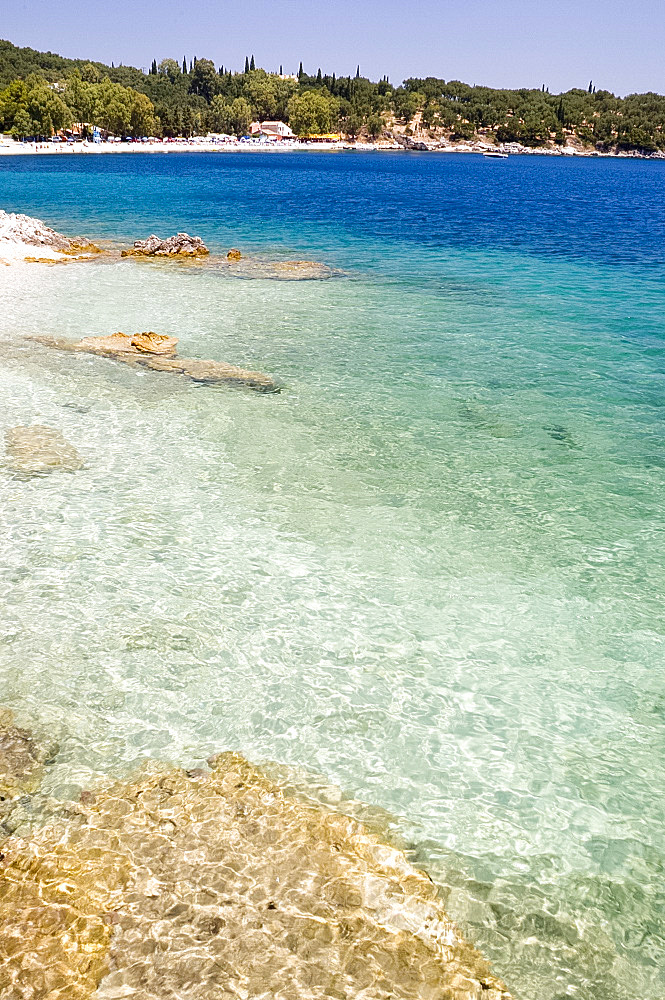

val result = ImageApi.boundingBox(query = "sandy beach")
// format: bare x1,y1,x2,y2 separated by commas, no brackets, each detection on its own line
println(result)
1,137,656,158
0,138,363,156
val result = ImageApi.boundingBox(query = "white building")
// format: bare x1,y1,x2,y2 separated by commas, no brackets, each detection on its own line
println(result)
249,121,295,140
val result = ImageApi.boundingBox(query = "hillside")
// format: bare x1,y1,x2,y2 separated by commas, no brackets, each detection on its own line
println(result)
2,38,665,150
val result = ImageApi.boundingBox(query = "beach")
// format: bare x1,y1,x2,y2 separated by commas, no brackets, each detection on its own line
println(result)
2,136,656,158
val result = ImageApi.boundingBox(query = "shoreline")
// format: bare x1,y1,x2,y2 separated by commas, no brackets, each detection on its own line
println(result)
1,138,663,159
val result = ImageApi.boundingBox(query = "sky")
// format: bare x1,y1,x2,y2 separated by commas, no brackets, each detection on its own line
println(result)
4,0,665,95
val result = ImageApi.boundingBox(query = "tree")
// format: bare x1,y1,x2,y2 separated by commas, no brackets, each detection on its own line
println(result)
209,94,252,135
244,56,250,74
11,108,32,138
190,58,217,101
230,96,251,134
182,56,187,74
366,113,384,138
287,89,336,136
150,59,157,75
450,120,475,141
129,90,157,135
64,72,97,127
246,71,278,119
250,54,255,71
81,62,100,83
298,62,303,79
158,58,181,82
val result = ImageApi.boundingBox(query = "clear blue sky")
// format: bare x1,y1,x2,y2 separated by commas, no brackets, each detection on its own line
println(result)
4,0,664,95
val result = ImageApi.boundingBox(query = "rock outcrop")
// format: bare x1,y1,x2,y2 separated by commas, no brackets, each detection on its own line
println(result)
29,334,279,392
4,425,84,475
121,233,209,258
73,331,178,356
0,210,101,263
226,247,243,259
0,753,512,1000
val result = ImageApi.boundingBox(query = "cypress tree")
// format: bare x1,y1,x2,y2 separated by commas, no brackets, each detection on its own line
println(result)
183,56,187,74
356,65,360,79
588,80,593,93
219,65,224,75
316,67,322,84
279,64,283,75
298,61,303,79
250,54,255,70
151,59,157,75
189,60,193,73
244,56,250,73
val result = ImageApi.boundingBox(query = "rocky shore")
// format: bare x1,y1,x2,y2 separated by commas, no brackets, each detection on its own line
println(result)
0,710,512,1000
0,210,101,264
121,232,210,257
2,135,663,159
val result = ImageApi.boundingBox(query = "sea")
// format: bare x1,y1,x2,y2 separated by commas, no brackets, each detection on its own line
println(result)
0,150,664,1000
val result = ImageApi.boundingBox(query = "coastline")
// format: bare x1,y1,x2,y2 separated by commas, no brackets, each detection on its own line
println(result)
1,137,663,159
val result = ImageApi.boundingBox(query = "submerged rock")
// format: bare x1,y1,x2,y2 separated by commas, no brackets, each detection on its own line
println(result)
29,335,278,392
0,708,58,834
121,233,209,258
0,709,53,801
225,257,336,280
4,425,84,475
0,754,511,1000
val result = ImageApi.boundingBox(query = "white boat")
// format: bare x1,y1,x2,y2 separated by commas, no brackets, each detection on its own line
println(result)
483,150,509,158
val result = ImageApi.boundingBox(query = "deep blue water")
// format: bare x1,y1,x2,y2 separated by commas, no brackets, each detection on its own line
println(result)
2,150,665,267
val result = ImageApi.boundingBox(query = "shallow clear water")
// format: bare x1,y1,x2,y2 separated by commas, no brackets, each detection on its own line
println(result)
1,152,664,999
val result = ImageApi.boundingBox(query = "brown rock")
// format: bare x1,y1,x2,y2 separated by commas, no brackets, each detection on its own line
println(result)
227,248,243,259
121,233,209,258
5,425,84,475
75,332,135,354
0,709,53,800
130,332,178,356
28,335,278,393
0,754,512,1000
225,257,335,280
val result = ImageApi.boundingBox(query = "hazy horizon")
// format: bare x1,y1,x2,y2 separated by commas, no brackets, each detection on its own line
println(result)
3,0,665,97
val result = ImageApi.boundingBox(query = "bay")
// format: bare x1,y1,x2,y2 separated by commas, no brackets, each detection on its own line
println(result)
1,151,664,999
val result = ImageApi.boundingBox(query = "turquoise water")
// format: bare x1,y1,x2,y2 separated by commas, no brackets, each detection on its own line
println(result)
1,152,665,999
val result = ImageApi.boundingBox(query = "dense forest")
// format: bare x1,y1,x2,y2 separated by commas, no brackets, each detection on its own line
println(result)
2,38,665,150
